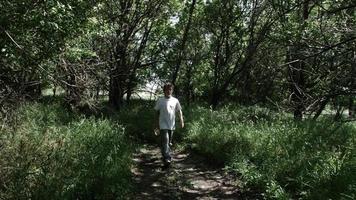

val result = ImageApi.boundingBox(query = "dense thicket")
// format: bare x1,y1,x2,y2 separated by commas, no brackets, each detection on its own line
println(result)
1,0,355,119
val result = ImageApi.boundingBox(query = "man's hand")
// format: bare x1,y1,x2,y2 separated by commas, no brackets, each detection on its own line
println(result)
154,128,159,136
180,121,184,128
154,110,160,136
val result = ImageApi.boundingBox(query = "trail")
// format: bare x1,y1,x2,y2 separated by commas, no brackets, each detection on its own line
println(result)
130,144,260,200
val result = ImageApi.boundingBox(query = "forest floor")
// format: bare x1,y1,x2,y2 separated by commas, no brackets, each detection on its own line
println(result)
130,144,261,200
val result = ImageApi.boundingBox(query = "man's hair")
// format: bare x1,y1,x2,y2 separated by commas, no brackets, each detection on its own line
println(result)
163,82,174,91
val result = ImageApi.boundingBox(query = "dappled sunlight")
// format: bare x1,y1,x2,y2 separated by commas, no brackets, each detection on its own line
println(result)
130,145,260,199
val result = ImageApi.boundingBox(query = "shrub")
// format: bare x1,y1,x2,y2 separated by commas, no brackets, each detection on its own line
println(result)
184,105,356,199
0,102,133,200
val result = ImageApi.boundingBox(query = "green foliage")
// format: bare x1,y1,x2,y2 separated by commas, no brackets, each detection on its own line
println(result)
114,100,159,143
0,102,133,199
1,0,355,196
184,105,356,199
1,0,93,61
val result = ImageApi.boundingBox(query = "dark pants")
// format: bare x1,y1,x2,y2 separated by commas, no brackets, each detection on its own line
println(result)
160,129,173,162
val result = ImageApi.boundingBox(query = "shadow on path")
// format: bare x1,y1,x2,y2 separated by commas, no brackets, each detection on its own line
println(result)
130,145,261,200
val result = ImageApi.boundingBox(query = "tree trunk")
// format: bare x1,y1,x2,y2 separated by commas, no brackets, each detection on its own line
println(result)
171,0,197,89
211,89,222,110
184,63,193,105
349,49,355,118
348,12,355,117
53,87,56,97
313,97,329,120
126,22,152,104
109,71,123,109
289,57,305,120
288,0,310,120
109,52,124,110
96,85,100,100
23,71,42,100
109,32,128,109
126,68,137,104
348,97,354,118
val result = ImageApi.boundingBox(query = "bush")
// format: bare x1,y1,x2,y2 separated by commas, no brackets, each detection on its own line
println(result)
184,105,356,199
0,102,133,199
115,100,158,143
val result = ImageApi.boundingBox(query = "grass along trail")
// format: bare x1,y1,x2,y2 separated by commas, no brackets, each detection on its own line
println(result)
130,144,260,200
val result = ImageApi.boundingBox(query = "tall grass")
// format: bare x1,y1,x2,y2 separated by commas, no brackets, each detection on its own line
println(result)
184,105,356,199
114,100,158,143
2,98,354,199
0,101,133,199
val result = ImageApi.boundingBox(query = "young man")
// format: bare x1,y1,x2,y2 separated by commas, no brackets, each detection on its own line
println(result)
154,83,184,167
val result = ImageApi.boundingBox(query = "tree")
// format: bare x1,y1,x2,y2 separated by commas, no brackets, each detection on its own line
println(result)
171,0,197,91
0,0,94,102
95,0,168,109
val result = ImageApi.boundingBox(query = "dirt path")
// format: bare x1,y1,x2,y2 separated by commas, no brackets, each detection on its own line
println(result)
130,144,260,200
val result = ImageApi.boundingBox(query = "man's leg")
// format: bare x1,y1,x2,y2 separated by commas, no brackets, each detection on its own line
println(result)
168,130,173,146
160,129,171,163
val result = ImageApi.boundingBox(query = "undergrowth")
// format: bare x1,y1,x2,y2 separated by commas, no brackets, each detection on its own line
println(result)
2,98,355,200
0,100,133,199
183,105,356,199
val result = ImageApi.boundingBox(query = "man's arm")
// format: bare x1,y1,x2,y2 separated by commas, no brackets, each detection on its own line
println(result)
154,111,160,135
178,109,184,128
153,99,160,135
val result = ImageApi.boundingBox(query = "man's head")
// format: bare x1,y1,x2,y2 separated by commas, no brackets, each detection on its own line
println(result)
163,82,173,98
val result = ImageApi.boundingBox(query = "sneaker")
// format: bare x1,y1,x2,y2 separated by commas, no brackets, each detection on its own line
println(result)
165,158,171,163
163,158,171,166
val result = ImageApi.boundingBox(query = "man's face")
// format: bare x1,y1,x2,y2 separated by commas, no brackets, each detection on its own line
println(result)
164,86,173,97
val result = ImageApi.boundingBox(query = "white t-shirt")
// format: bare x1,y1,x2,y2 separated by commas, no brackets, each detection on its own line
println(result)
154,96,182,130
